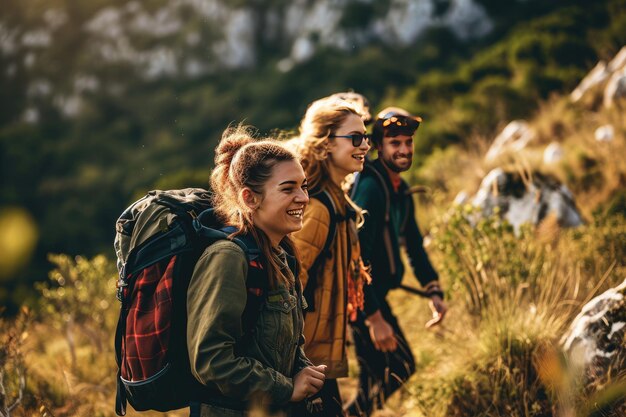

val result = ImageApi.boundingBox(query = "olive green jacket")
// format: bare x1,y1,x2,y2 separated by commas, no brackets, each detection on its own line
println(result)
187,240,311,414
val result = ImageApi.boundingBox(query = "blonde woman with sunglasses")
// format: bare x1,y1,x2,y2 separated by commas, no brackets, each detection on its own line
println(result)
289,97,373,417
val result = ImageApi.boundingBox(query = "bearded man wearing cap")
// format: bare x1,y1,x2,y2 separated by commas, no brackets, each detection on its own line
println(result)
347,107,447,417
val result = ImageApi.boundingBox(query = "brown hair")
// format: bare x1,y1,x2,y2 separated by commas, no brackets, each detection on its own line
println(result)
211,125,301,287
294,97,366,227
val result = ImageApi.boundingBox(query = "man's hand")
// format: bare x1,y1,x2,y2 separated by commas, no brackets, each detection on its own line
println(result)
365,310,397,352
290,365,326,402
425,295,447,328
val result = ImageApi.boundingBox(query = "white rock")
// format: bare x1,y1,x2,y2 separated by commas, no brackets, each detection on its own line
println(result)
595,124,615,142
74,0,499,76
562,279,626,375
485,121,534,161
55,95,83,118
130,8,182,37
183,59,206,77
27,79,52,98
22,108,40,124
442,0,493,39
85,7,123,39
571,61,609,102
607,45,626,73
548,185,583,227
143,48,178,79
212,9,256,69
543,142,564,164
608,322,625,340
502,184,541,231
24,53,36,68
603,66,626,108
0,23,19,55
74,75,100,93
186,32,201,47
470,169,583,232
276,58,294,73
291,36,315,63
43,9,68,29
125,1,142,14
379,0,434,45
21,30,51,48
453,191,469,206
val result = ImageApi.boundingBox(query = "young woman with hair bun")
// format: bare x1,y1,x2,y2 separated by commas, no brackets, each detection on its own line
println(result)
186,126,326,417
289,97,373,417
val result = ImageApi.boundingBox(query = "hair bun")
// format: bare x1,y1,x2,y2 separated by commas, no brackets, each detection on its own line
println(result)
214,126,255,168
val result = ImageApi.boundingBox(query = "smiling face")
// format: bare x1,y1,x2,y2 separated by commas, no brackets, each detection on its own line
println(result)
378,133,414,173
327,113,370,182
251,159,309,246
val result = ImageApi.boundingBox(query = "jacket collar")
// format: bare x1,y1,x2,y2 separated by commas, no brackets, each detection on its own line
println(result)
371,158,408,196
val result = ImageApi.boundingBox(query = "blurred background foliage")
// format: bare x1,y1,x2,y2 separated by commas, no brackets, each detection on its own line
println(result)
0,0,625,311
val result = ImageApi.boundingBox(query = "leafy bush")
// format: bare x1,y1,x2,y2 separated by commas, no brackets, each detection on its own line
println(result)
35,255,117,371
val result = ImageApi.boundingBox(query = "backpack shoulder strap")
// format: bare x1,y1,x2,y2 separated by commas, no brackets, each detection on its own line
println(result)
355,161,400,275
366,162,391,223
218,228,267,336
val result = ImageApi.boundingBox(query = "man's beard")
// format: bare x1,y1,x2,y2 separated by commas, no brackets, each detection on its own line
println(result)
381,153,412,173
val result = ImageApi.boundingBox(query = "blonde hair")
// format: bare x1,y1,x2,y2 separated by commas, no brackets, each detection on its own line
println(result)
211,125,301,286
327,91,372,124
294,97,366,227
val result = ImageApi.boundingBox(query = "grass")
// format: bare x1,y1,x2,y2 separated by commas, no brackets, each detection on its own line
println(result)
378,211,626,417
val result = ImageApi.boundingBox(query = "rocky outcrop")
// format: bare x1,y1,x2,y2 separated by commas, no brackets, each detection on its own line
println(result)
485,120,535,162
469,168,583,232
570,45,626,105
7,0,494,80
3,0,496,121
562,279,626,389
570,61,610,102
604,66,626,108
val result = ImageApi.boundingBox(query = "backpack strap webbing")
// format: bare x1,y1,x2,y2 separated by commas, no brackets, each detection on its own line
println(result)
224,229,268,337
351,161,411,275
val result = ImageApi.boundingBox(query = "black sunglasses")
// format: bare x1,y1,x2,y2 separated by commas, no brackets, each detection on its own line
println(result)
328,133,370,147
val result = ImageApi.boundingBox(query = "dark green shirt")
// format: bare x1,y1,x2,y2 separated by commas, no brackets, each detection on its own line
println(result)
352,159,439,314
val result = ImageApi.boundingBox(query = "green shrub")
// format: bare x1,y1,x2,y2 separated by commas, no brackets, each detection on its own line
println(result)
35,254,117,371
402,209,626,417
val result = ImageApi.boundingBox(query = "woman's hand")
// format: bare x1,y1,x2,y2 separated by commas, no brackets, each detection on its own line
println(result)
290,365,327,402
426,295,447,328
366,310,397,352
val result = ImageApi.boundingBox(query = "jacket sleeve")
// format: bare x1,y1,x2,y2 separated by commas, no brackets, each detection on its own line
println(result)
294,344,314,373
187,240,293,404
404,197,439,286
291,199,330,290
294,279,314,373
352,176,383,315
